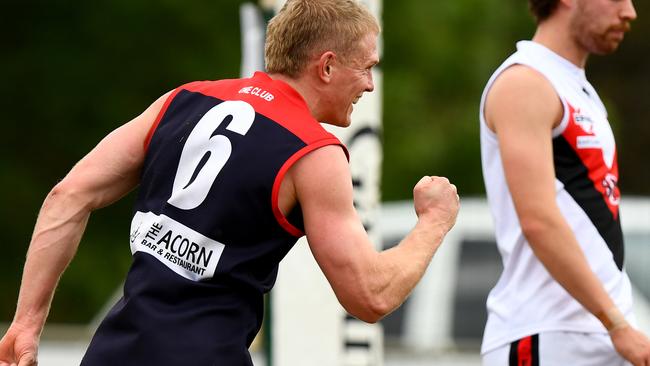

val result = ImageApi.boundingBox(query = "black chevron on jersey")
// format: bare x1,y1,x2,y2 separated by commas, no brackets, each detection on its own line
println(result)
553,136,624,270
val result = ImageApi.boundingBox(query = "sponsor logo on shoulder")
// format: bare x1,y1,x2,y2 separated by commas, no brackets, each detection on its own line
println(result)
129,211,225,281
573,108,594,134
238,86,274,102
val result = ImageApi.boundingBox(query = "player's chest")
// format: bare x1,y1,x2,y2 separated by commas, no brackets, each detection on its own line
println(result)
561,85,616,169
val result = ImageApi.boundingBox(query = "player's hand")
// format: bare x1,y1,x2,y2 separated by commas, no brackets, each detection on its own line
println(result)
0,322,39,366
412,176,460,233
610,325,650,366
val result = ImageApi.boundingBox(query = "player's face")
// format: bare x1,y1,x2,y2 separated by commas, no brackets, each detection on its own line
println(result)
570,0,637,55
327,32,379,127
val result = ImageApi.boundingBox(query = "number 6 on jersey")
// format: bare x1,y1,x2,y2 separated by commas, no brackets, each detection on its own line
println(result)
168,100,255,210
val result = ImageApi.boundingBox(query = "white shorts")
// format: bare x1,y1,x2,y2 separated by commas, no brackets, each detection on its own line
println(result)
482,331,631,366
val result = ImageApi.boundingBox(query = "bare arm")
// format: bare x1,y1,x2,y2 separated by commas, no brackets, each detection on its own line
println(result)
0,92,170,366
284,145,459,323
486,65,650,364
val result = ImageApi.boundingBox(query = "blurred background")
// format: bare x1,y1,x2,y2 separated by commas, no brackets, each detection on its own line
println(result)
1,0,648,364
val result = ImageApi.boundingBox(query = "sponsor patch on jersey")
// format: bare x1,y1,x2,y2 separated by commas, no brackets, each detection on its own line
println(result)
567,103,616,168
573,109,594,134
129,211,225,281
576,135,602,149
238,86,274,102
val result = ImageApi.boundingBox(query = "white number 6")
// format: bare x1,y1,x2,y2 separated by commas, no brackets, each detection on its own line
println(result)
167,100,255,210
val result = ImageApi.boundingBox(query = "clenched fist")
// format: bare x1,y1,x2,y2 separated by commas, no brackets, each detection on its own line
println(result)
413,176,460,234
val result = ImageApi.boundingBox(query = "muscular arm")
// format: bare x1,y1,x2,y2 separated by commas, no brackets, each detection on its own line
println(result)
285,145,459,323
0,92,170,365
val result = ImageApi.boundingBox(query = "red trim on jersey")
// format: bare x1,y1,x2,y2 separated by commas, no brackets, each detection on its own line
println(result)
180,72,342,147
272,139,348,237
143,88,183,152
155,73,351,236
562,102,620,218
517,336,533,366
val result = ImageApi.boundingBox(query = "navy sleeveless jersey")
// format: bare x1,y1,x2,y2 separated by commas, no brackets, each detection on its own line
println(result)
81,72,347,365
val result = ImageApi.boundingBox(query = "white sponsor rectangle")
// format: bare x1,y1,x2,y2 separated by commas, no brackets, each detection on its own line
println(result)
577,135,602,149
129,211,225,281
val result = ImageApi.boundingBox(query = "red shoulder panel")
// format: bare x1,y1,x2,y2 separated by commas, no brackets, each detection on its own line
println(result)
179,73,342,146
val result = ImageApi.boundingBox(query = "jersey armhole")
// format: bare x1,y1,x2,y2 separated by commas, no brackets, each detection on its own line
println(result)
552,97,570,138
482,62,568,139
143,87,183,152
480,62,519,139
271,139,349,237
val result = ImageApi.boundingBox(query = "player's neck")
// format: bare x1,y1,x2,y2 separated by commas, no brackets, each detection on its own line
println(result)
268,72,327,122
533,20,589,69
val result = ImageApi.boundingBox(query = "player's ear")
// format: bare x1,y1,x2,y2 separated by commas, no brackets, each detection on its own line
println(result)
318,51,336,83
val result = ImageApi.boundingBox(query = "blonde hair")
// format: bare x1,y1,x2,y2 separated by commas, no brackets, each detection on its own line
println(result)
265,0,380,78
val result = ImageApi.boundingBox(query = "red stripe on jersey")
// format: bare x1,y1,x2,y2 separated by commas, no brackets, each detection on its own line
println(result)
562,102,620,219
272,139,347,237
517,336,533,366
143,87,183,152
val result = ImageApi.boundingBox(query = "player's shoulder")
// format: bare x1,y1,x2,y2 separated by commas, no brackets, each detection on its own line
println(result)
289,144,352,200
492,64,554,96
176,78,240,92
485,64,562,130
487,64,558,110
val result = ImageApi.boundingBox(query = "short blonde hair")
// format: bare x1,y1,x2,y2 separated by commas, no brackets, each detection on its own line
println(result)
265,0,380,78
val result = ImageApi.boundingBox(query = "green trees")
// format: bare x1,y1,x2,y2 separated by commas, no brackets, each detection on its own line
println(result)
1,0,248,322
381,0,649,200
